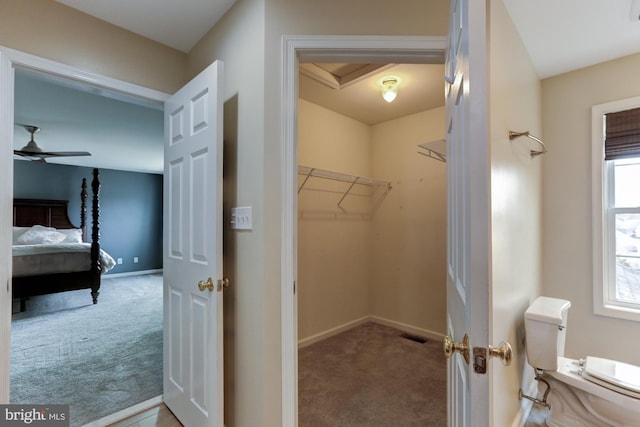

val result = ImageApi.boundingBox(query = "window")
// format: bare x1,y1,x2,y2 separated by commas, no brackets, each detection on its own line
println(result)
593,99,640,321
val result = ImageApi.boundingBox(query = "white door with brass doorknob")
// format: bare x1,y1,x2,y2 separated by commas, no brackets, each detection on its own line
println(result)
198,277,230,292
163,60,225,427
444,0,491,424
443,334,512,374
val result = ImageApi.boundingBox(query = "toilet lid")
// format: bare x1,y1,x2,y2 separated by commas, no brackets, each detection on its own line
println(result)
582,356,640,399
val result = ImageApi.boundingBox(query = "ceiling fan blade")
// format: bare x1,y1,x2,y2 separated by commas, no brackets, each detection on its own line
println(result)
39,151,92,157
14,124,91,160
14,150,91,159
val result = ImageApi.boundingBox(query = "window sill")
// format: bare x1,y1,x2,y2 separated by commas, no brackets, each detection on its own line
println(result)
594,301,640,322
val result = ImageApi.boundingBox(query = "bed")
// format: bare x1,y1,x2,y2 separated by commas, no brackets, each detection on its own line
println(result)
12,168,115,311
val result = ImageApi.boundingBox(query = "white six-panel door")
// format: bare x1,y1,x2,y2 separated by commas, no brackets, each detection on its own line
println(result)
445,0,490,425
163,60,224,427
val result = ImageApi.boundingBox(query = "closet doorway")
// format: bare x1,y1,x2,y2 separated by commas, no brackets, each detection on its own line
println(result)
296,61,449,424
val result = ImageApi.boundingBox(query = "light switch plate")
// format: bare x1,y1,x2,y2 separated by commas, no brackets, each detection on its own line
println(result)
231,206,252,230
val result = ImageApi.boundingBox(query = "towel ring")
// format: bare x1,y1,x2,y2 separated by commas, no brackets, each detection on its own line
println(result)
509,131,547,158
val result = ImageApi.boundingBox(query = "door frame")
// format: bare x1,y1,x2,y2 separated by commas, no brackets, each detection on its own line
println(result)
280,35,448,426
0,45,169,403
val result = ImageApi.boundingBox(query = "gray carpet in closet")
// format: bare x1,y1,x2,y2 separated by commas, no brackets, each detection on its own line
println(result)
298,322,447,426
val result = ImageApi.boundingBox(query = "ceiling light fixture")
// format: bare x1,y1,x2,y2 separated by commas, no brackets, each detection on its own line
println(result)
381,77,399,103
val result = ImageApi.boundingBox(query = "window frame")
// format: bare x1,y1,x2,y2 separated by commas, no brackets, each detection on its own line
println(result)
592,96,640,321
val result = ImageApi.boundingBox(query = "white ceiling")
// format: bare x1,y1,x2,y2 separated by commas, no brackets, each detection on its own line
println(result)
299,63,445,126
15,1,640,173
53,0,640,79
14,70,164,174
503,0,640,78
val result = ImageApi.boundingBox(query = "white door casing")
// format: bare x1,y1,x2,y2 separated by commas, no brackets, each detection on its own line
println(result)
0,46,169,404
163,60,224,427
280,36,448,427
445,0,490,426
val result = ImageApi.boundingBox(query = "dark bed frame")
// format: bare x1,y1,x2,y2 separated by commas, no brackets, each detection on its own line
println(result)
12,168,102,309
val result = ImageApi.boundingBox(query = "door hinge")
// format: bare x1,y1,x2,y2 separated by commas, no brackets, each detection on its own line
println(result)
293,280,296,294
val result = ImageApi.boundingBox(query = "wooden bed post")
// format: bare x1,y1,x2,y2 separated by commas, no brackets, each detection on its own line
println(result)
12,170,106,309
80,178,88,242
90,168,101,304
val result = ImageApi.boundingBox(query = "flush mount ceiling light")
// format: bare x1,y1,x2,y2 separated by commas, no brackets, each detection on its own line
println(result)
381,76,399,103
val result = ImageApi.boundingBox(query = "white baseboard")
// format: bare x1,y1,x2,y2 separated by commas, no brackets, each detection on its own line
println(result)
510,379,539,427
298,316,370,348
298,315,444,348
83,395,163,427
104,268,163,278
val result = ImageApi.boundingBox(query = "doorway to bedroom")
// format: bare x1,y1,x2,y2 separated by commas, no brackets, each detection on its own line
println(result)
295,60,449,423
9,67,165,426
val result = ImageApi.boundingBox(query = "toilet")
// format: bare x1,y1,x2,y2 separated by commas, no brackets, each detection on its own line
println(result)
524,296,640,427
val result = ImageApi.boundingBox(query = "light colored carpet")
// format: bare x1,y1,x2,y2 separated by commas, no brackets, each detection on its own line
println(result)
299,321,550,426
299,322,447,426
10,273,163,427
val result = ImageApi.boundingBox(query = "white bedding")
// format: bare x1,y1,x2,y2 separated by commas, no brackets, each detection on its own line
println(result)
12,243,116,277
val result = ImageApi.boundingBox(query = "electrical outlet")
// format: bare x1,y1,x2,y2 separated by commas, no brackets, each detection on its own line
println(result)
133,257,139,263
117,258,123,265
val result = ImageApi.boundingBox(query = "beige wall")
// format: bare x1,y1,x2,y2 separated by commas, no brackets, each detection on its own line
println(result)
0,0,187,93
187,1,268,426
371,107,447,334
260,1,449,425
297,99,373,340
541,52,640,366
297,101,447,342
489,1,543,425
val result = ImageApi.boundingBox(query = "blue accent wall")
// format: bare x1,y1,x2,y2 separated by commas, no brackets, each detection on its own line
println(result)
14,161,162,274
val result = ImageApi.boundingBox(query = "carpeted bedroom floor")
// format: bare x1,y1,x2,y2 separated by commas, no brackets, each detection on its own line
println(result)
10,273,163,427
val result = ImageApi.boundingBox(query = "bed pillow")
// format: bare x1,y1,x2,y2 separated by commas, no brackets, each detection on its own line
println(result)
12,226,30,244
16,225,67,245
56,228,83,243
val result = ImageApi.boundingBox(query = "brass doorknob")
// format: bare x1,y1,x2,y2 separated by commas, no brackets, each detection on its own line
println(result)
198,277,215,292
489,341,513,366
443,333,470,364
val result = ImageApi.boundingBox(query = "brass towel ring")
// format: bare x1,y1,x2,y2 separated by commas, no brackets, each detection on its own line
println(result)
509,131,547,158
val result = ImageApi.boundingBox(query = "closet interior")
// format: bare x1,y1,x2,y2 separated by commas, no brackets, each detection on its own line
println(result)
297,95,448,347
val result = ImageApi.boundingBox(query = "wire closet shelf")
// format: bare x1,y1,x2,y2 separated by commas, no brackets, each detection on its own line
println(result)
297,165,392,219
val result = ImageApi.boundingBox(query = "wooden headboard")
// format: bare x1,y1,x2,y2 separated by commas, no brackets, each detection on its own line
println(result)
13,199,78,229
13,175,90,241
12,171,100,245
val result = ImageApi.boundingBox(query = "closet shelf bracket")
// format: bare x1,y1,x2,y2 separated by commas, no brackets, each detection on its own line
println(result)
337,178,359,213
417,139,447,162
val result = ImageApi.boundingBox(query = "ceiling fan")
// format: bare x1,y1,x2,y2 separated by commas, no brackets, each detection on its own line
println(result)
14,125,91,162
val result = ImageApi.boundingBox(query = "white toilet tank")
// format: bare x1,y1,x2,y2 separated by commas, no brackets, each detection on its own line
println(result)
524,296,571,371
